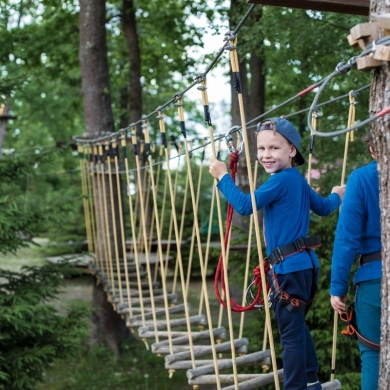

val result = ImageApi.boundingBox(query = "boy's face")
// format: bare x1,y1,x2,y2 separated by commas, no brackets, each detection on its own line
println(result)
256,130,297,174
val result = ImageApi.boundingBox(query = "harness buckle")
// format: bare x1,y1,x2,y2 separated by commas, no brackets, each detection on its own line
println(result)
274,247,284,263
293,237,305,252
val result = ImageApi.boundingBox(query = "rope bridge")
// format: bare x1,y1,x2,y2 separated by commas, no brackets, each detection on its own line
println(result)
72,4,390,389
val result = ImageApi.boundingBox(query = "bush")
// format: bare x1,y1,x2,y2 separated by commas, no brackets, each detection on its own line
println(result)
0,264,90,390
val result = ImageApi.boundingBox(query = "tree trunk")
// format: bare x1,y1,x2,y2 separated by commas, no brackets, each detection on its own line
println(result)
79,0,130,354
79,0,115,136
229,0,265,232
0,103,10,157
121,0,142,135
369,2,390,387
121,0,152,238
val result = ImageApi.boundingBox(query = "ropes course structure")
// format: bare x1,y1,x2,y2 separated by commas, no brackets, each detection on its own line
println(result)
73,4,390,390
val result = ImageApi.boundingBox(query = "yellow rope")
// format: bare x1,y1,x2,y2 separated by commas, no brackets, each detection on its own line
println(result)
228,35,279,389
157,109,198,371
121,131,144,323
331,90,356,382
131,128,160,345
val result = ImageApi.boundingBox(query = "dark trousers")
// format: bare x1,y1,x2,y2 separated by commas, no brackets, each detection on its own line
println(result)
270,268,320,390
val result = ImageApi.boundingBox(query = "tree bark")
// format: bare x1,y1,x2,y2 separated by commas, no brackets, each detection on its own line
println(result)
229,0,265,232
79,0,130,354
121,0,142,138
79,0,115,136
0,103,10,157
369,2,390,387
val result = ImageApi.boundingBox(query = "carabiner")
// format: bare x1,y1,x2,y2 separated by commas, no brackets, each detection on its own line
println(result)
225,126,244,154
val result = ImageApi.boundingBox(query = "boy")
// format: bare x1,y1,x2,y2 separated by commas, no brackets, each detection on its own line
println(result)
330,133,381,390
209,117,345,390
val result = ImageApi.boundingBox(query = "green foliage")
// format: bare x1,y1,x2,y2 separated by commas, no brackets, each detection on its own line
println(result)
36,339,189,390
0,264,90,390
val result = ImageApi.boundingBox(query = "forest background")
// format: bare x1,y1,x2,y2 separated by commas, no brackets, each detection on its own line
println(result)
0,0,376,389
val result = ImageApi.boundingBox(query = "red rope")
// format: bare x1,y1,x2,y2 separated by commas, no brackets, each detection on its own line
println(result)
214,150,270,312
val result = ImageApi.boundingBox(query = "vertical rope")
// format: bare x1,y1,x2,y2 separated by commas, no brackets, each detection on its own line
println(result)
143,117,175,357
113,137,132,313
99,143,115,296
307,110,318,186
157,108,199,376
331,90,356,382
131,128,160,346
92,144,106,277
106,141,123,305
226,34,279,389
78,144,94,254
239,160,259,339
198,139,222,317
121,130,144,324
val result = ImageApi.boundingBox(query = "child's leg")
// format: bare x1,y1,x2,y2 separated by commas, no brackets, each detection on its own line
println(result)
355,279,381,390
272,269,319,390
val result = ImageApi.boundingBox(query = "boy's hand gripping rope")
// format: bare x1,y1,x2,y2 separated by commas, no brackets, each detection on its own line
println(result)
214,132,270,312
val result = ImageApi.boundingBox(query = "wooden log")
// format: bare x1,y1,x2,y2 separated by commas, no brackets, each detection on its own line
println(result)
347,34,365,50
187,350,270,379
139,330,198,339
110,289,164,301
246,0,368,16
189,374,262,385
373,45,390,61
136,314,206,331
127,303,188,323
322,380,342,389
165,338,248,364
221,369,284,390
350,22,378,41
357,55,382,71
376,13,390,34
152,327,226,350
165,359,238,370
117,293,179,313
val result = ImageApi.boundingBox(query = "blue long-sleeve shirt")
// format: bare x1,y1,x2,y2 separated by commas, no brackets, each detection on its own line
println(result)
217,167,341,275
330,161,381,297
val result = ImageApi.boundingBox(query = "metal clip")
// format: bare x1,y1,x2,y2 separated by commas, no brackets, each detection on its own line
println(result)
224,126,244,154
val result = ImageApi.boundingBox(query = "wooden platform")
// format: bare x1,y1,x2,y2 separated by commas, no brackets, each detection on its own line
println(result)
247,0,368,15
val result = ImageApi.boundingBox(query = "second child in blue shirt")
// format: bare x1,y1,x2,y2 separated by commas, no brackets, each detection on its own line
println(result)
209,118,345,390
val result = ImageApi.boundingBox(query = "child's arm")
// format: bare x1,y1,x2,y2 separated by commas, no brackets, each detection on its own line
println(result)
209,157,229,181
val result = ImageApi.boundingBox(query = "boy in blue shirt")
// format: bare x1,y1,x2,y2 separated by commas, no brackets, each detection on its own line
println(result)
209,117,345,390
330,133,381,390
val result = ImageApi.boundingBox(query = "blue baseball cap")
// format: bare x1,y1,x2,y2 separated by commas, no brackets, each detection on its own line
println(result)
256,117,305,166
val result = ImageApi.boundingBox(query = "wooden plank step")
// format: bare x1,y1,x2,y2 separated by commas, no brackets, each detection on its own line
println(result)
152,327,226,352
165,338,249,364
189,374,265,385
117,293,179,313
110,289,164,301
137,315,206,332
127,303,188,324
165,359,240,370
139,330,204,339
220,369,283,390
187,350,271,379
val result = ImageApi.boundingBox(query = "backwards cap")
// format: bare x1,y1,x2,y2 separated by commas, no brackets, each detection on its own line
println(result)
256,117,305,166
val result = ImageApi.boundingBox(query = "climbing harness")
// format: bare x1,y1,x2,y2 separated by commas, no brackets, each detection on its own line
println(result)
358,251,381,265
340,301,380,352
264,235,321,266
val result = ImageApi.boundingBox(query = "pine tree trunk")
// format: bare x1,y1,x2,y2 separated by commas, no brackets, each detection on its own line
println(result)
79,0,114,136
369,1,390,387
79,0,131,354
